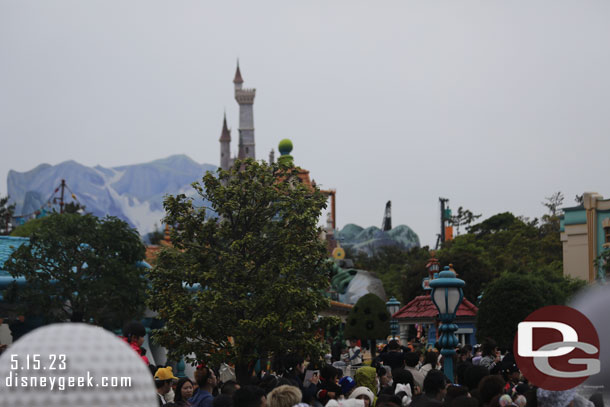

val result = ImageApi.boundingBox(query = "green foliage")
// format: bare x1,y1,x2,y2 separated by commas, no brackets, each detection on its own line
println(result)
4,213,147,328
354,193,569,309
344,293,390,340
148,159,331,381
10,217,48,237
451,206,481,235
476,271,584,349
0,195,16,235
146,223,165,245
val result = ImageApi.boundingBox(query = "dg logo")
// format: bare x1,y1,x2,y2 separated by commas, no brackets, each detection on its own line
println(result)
514,305,600,391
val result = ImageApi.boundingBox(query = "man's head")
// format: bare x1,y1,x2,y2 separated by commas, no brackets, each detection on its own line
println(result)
423,370,447,401
267,385,302,407
284,354,305,375
388,340,400,352
404,352,420,368
233,385,267,407
222,380,241,395
154,367,178,395
194,366,218,391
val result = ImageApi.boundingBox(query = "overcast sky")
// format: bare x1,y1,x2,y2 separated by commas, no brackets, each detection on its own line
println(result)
1,1,609,247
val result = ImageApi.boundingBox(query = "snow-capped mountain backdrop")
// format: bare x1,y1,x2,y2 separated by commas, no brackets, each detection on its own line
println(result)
7,155,217,235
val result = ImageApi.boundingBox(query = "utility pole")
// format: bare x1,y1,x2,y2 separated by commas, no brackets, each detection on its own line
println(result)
59,179,66,214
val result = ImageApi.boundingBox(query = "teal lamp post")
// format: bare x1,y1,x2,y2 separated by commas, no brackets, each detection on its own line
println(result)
429,266,465,382
386,296,401,339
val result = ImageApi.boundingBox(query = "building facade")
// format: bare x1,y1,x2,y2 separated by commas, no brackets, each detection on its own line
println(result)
560,192,610,282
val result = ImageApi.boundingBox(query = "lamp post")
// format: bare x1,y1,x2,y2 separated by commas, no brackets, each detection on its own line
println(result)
386,296,400,340
429,266,465,383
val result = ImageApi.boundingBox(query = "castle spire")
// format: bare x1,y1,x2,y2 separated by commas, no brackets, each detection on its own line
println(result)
233,60,244,85
219,112,231,142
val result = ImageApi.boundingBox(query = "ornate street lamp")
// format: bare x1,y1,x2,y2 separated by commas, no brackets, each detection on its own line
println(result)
429,266,465,383
386,296,401,339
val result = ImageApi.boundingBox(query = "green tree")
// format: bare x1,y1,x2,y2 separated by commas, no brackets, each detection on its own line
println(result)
0,195,16,235
451,206,481,235
4,213,147,328
344,293,390,358
148,159,331,383
10,217,48,237
476,272,582,349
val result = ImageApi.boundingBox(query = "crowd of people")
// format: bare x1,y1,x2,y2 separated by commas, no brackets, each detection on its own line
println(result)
122,323,603,407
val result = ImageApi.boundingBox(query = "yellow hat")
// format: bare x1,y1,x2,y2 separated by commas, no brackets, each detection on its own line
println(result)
154,366,178,381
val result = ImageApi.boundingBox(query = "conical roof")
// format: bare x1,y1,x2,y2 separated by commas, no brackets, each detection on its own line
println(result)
219,113,231,142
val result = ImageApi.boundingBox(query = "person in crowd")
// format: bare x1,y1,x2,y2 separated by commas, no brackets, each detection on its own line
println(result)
190,366,218,407
479,339,501,373
155,366,179,406
379,340,406,370
377,366,393,393
456,347,473,386
419,351,439,378
268,385,303,407
463,364,489,401
391,368,416,407
234,385,268,407
354,366,378,399
122,320,150,365
317,365,343,404
339,376,357,398
409,370,446,407
348,340,363,366
444,384,469,406
214,380,241,407
450,395,479,407
478,375,505,407
281,354,318,403
404,352,425,390
349,386,376,407
174,378,195,407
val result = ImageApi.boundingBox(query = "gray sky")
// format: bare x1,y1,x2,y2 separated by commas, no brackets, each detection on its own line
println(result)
1,0,610,247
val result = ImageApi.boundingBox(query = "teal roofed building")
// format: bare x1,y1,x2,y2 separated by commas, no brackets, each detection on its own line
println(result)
560,192,610,282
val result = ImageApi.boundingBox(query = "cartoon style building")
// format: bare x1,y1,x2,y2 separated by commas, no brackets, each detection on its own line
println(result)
219,62,256,171
560,192,610,282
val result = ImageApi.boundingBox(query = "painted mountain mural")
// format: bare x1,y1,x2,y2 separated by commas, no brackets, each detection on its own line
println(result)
335,223,420,256
7,155,217,235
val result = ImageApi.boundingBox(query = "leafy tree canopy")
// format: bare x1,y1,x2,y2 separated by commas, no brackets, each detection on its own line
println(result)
476,271,584,349
344,293,390,340
10,217,49,237
4,213,147,329
353,193,572,309
148,159,332,382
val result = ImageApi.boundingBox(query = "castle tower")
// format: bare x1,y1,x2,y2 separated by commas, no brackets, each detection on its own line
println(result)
233,62,256,160
219,112,231,171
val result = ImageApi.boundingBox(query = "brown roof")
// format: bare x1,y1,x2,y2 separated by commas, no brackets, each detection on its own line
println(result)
219,113,231,142
233,64,244,84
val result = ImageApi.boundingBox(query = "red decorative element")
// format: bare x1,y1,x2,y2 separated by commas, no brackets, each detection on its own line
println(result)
392,295,478,319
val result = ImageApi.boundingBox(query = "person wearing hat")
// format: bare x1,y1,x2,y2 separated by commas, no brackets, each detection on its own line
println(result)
339,375,357,397
349,386,375,407
155,366,178,406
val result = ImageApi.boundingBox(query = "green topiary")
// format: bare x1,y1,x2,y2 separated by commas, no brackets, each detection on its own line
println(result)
344,293,390,340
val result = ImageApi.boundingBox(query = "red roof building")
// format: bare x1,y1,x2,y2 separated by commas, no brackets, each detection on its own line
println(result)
393,294,479,347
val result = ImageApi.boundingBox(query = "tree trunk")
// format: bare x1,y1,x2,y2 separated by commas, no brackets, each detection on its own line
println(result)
370,339,376,359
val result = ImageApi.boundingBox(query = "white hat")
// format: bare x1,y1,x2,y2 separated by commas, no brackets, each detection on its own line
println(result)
349,386,375,403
